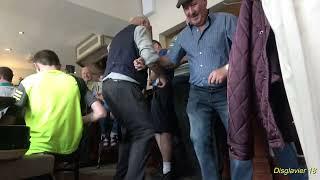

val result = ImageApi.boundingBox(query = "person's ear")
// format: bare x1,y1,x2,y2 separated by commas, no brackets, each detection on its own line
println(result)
33,63,40,72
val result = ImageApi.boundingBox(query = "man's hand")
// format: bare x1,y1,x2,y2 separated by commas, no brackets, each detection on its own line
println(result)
157,76,167,88
208,65,228,84
96,93,104,101
133,57,146,71
82,101,107,124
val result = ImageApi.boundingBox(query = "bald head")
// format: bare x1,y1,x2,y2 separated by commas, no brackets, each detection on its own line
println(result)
129,16,152,32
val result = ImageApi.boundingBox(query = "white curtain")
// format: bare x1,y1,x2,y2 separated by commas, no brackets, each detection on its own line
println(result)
261,0,320,179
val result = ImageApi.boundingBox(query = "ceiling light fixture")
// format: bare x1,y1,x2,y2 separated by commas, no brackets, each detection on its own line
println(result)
19,31,24,35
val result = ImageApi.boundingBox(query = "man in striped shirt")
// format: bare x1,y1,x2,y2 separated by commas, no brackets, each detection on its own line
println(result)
0,67,15,122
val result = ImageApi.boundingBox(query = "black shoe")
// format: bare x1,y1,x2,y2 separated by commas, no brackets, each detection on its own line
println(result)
100,134,110,148
162,171,173,180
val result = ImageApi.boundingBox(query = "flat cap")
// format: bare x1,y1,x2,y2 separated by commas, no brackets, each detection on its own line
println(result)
176,0,192,8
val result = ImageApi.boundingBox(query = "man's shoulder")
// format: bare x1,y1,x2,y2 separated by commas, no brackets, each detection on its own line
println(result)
177,26,190,39
23,73,37,80
0,85,15,96
68,74,86,88
20,73,38,88
180,25,189,33
121,24,139,33
22,71,76,87
112,24,138,41
134,25,147,34
209,12,236,20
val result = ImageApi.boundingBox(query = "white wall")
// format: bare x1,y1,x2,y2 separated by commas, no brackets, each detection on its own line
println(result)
148,0,223,41
0,55,35,84
67,0,143,21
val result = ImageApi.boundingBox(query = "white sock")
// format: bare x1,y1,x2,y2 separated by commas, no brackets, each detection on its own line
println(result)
163,162,171,174
110,132,117,137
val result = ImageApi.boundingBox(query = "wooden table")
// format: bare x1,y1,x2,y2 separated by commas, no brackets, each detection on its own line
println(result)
0,154,55,180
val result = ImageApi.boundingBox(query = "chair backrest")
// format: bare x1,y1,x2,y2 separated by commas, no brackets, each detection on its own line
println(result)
53,151,80,180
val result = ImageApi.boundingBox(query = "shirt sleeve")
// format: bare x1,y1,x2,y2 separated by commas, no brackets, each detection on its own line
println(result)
225,14,238,42
166,35,186,65
84,89,96,108
134,26,159,66
80,79,97,107
72,76,97,108
13,84,28,108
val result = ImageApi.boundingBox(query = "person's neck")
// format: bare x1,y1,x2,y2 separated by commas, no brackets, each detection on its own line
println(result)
0,79,9,83
39,66,58,72
0,79,12,85
197,10,209,32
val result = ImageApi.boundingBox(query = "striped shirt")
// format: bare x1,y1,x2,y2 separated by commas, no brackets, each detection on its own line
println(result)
0,82,15,119
167,12,237,87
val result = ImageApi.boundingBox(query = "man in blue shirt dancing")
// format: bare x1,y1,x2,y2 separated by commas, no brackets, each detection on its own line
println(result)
135,0,253,179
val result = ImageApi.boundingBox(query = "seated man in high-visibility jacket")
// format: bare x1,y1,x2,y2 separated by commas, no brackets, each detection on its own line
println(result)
13,49,107,155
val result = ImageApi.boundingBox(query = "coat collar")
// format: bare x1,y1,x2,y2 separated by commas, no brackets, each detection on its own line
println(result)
0,82,13,87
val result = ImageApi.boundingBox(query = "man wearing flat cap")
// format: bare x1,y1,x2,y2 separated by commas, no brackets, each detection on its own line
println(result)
135,0,253,180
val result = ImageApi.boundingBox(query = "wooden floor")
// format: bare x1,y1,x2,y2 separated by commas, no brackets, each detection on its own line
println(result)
55,164,199,180
54,120,297,180
54,161,293,180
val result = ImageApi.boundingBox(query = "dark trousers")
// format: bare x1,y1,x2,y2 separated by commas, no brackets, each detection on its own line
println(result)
172,75,201,178
99,116,120,135
102,79,154,180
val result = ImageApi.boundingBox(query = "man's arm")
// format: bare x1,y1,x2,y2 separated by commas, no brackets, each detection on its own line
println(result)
74,77,107,123
134,35,186,69
158,56,175,68
134,26,165,75
207,15,236,85
164,35,186,66
208,64,229,84
4,84,29,124
13,84,27,108
226,14,238,44
84,91,107,123
82,101,107,123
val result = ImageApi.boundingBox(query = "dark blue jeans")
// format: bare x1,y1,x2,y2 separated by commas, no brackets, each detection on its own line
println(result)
186,85,253,180
273,143,308,180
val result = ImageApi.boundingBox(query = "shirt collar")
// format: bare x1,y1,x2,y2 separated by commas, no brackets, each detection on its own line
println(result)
0,82,13,87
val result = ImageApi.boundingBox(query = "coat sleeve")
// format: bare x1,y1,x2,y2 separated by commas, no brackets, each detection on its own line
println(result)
227,0,254,160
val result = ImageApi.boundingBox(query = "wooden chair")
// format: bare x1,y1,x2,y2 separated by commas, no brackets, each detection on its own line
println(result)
54,151,80,180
